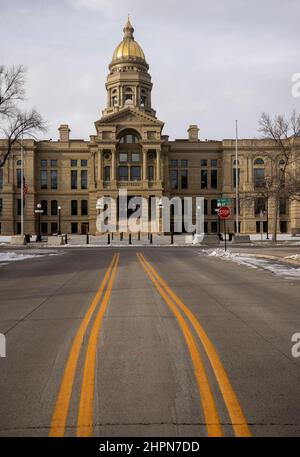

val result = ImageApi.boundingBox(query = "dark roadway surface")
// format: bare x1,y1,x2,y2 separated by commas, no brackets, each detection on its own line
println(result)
0,247,299,437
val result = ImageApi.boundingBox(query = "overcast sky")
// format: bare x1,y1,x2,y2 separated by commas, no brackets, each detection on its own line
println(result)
1,0,299,141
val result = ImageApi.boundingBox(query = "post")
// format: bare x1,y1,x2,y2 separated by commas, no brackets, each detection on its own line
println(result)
129,233,132,245
120,232,123,241
38,212,41,242
266,198,269,240
170,232,174,245
138,231,141,241
150,233,153,244
235,120,239,235
21,138,24,237
86,232,89,244
108,233,110,244
65,233,68,244
111,232,114,241
224,219,227,252
58,206,61,235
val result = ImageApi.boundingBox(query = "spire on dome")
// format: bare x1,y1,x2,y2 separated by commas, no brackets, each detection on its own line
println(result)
123,15,134,39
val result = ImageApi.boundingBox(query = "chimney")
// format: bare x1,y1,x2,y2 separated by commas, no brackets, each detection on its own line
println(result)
187,124,199,142
58,124,70,142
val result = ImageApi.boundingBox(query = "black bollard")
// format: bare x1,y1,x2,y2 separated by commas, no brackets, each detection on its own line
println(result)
111,232,114,241
170,232,174,245
120,232,123,241
138,231,141,241
147,232,150,240
129,233,132,245
150,233,153,244
108,233,110,245
86,233,89,245
65,234,68,244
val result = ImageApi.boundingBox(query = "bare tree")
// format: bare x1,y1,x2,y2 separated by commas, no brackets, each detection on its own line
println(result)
256,111,300,242
0,65,47,167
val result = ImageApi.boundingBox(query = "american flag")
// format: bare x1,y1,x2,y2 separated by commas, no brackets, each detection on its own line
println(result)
23,175,28,197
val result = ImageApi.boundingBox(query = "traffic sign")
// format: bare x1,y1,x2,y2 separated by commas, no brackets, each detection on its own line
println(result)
217,198,232,207
218,206,231,219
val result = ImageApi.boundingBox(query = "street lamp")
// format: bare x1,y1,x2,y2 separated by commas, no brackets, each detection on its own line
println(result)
34,203,43,242
58,205,61,235
265,176,272,240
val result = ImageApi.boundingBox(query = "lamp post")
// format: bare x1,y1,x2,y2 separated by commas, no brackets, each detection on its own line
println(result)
35,203,43,242
58,205,61,235
265,177,272,240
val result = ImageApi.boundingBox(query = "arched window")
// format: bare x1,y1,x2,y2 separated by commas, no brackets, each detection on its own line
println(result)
253,158,265,187
233,159,239,166
124,87,133,103
119,133,139,144
16,160,22,166
279,159,285,166
254,158,264,165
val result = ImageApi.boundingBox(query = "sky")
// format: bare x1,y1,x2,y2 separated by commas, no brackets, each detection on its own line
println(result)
1,0,299,141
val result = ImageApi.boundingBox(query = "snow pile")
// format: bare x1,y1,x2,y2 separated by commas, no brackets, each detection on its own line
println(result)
0,252,43,263
285,254,300,261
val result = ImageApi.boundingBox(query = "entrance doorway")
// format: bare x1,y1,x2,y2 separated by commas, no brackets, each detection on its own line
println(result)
81,222,89,234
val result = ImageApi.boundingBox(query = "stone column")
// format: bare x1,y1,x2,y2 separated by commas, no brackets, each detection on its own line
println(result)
156,149,161,181
111,148,116,181
97,149,102,184
143,149,147,181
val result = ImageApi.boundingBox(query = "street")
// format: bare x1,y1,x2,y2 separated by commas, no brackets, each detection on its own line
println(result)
0,247,300,437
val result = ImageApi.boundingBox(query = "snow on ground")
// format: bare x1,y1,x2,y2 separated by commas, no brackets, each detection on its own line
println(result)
206,249,300,280
0,250,58,266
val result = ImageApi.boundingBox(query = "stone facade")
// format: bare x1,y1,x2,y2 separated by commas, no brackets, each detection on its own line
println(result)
0,18,300,236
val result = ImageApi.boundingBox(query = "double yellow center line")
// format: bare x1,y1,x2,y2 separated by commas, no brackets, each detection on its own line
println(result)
49,253,119,437
137,252,251,438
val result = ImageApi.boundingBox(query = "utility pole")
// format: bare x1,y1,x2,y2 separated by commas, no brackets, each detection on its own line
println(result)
235,120,239,235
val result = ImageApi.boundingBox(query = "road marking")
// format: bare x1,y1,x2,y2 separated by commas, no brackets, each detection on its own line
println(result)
77,254,120,437
137,253,223,437
49,254,117,437
138,252,251,437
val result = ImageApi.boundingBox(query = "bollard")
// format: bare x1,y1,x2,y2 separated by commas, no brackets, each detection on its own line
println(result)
120,232,123,241
138,231,141,241
108,233,110,245
170,232,174,245
150,233,153,244
147,232,150,240
129,233,132,245
86,233,89,245
111,233,114,241
65,234,68,244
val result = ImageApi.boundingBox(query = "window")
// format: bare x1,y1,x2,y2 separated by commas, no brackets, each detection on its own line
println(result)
71,170,77,189
201,170,207,189
181,159,188,168
204,199,208,215
0,168,3,189
211,159,218,167
40,170,48,189
233,167,240,188
279,198,287,215
201,159,207,167
112,95,118,106
255,197,266,215
71,159,77,167
81,200,88,216
280,221,287,233
254,158,264,165
40,159,47,168
170,159,178,167
51,200,58,216
181,169,188,189
71,222,78,234
0,198,2,215
119,134,138,144
131,152,140,162
16,160,22,166
81,170,88,189
104,166,110,181
17,199,22,215
41,223,48,234
41,200,48,215
131,166,141,181
51,170,58,189
141,95,146,107
253,168,265,187
51,223,58,234
211,199,218,214
148,165,154,181
81,159,88,167
51,160,57,167
234,198,240,215
17,169,22,188
71,200,78,216
211,221,218,233
118,166,128,181
119,153,128,162
170,170,178,189
211,169,218,189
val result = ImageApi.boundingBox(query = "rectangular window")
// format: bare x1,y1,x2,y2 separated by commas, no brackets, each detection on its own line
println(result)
181,159,188,168
253,168,265,187
51,222,58,234
181,169,188,189
0,198,2,215
17,169,22,188
201,159,207,167
131,153,140,162
41,223,48,234
40,170,48,189
118,166,128,181
51,170,58,189
81,159,88,167
170,170,178,189
131,166,141,181
119,153,128,162
201,170,207,189
279,198,287,215
255,197,266,215
71,200,78,216
81,200,88,216
170,159,178,167
211,169,218,189
40,159,47,168
71,170,77,189
71,222,78,234
51,159,57,168
204,199,208,215
81,170,88,189
71,159,77,167
104,166,110,181
51,200,58,216
0,168,3,189
41,200,48,215
211,199,218,214
148,165,154,181
211,159,218,167
211,221,218,233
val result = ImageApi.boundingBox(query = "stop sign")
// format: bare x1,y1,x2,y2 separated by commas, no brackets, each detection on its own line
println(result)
218,206,231,219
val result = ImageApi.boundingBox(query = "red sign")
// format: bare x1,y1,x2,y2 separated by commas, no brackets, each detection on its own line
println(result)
218,206,231,219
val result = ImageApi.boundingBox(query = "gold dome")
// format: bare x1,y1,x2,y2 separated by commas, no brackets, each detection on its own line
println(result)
112,17,146,62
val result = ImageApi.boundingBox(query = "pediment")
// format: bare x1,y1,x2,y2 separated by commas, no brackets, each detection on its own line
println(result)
95,107,164,128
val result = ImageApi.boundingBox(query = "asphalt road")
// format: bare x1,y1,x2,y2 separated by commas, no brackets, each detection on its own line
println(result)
0,247,299,437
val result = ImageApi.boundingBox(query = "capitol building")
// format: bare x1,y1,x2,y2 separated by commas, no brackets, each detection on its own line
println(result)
0,18,299,236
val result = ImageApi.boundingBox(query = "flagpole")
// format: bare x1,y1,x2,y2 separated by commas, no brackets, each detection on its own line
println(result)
235,120,239,235
21,135,24,237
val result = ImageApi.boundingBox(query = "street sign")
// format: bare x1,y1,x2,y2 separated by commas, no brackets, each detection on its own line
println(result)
218,206,231,219
217,198,232,207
